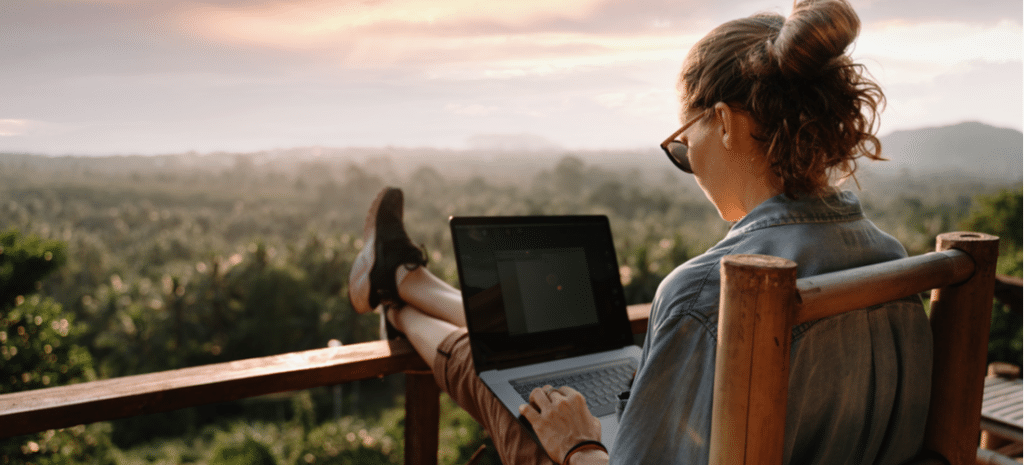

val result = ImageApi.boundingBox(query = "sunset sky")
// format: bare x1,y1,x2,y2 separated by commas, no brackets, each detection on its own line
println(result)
1,0,1021,155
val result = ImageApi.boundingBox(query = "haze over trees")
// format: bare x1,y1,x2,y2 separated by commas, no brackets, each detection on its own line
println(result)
0,121,1020,464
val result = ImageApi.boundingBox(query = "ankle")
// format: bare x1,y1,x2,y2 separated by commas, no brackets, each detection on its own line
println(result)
386,304,404,331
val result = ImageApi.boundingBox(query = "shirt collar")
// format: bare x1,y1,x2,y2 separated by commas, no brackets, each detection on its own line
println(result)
726,189,865,238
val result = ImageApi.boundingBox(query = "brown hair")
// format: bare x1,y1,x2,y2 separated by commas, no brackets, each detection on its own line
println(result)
679,0,884,197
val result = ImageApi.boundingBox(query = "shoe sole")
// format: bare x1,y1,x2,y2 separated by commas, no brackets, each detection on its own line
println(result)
348,187,401,314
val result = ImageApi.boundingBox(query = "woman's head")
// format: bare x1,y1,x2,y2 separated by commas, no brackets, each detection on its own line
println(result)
678,0,884,198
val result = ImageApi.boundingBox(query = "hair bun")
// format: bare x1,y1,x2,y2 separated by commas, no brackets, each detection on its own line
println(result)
769,0,860,80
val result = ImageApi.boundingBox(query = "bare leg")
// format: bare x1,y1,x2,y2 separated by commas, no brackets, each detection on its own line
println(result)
388,264,465,366
388,303,458,369
387,301,555,465
395,266,466,327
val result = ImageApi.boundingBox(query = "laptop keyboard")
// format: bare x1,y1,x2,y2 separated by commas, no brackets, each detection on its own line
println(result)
511,359,637,417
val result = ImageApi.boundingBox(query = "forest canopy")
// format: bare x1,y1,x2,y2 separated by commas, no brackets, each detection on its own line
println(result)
0,150,1019,464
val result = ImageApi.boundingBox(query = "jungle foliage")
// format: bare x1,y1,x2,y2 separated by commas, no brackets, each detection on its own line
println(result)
0,151,1019,464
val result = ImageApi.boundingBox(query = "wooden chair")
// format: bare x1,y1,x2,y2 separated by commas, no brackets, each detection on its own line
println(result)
708,232,1001,465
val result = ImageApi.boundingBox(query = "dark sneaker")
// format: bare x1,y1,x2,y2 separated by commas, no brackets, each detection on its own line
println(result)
348,187,427,316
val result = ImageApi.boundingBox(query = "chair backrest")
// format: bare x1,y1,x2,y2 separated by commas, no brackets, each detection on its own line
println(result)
708,232,1000,465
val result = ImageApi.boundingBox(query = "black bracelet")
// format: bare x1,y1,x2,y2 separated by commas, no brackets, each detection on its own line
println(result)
563,440,607,465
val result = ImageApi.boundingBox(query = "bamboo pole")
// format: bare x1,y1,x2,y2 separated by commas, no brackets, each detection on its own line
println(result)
924,232,999,465
796,249,974,324
709,254,798,465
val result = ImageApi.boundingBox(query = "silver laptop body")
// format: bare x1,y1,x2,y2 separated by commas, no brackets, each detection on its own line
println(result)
449,215,642,445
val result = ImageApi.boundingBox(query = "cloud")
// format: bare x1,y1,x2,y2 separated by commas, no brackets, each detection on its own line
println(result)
855,18,1022,128
445,103,500,116
1,0,1020,154
858,20,1022,70
173,0,607,48
0,119,38,137
881,60,1022,134
593,89,676,118
161,0,710,80
852,18,1022,133
167,0,1022,81
855,0,1022,25
466,133,562,151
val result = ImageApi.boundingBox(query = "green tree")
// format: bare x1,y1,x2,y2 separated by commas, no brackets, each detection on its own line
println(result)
1,229,66,310
0,229,110,464
961,188,1023,276
961,189,1023,367
1,230,95,393
961,189,1022,247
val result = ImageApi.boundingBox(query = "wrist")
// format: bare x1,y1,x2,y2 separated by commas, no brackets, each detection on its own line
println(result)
566,448,608,465
563,441,607,465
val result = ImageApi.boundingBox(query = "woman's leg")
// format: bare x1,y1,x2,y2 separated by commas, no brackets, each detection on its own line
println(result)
388,303,554,465
387,300,459,368
349,187,552,464
394,266,467,327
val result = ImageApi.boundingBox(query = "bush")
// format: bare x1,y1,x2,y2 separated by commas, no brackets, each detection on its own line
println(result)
210,438,278,465
0,229,106,464
1,424,115,465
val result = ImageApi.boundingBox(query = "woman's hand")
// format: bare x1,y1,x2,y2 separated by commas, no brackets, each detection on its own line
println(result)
519,385,604,464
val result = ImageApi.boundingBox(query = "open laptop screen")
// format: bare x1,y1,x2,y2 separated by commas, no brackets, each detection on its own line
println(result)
495,247,599,335
450,215,633,371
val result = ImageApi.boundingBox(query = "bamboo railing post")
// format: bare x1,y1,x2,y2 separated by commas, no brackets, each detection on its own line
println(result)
404,372,440,465
924,232,999,465
709,254,798,465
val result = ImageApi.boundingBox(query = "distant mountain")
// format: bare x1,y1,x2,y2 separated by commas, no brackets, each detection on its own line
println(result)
3,121,1019,183
871,122,1022,181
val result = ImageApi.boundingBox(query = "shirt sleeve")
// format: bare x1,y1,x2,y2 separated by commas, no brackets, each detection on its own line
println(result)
609,309,718,464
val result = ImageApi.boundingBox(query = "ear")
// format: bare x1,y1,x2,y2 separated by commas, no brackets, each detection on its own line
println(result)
713,102,737,150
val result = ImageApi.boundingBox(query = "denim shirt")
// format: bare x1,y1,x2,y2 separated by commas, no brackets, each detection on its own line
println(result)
610,190,932,464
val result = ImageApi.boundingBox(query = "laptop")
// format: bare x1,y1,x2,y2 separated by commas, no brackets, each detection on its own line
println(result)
449,215,642,445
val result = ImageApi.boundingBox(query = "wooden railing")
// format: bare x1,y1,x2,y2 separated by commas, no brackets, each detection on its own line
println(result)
0,304,652,465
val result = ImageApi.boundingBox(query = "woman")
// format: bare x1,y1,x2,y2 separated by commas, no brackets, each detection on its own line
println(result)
348,0,932,463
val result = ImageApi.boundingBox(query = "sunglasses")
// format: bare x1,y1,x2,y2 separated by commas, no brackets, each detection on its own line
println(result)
659,110,709,174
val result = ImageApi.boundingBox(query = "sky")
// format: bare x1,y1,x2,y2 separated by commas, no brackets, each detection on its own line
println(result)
1,0,1021,155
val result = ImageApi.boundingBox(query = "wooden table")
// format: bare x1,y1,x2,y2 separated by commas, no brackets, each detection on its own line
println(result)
981,377,1023,442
